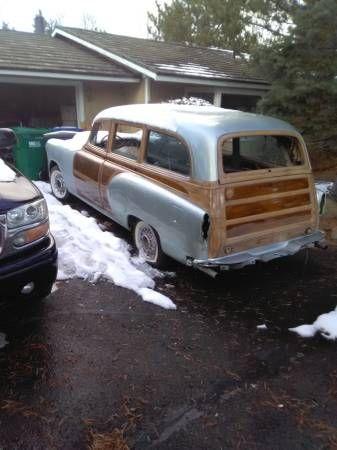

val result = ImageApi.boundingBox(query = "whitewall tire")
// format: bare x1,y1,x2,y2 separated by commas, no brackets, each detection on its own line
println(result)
50,167,69,201
133,220,167,268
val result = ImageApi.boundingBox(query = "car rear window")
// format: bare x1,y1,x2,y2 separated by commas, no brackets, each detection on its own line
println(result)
221,135,303,173
146,130,190,176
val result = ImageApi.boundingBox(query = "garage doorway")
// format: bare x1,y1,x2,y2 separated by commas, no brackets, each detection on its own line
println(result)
221,93,261,112
0,83,77,128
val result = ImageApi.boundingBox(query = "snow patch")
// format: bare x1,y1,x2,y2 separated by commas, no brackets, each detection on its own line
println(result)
154,62,231,79
315,181,333,194
138,288,176,310
0,159,16,182
35,181,176,310
167,96,212,106
315,181,333,209
290,306,337,340
0,333,8,349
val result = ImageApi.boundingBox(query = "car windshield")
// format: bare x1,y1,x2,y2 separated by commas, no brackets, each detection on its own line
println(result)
221,135,303,173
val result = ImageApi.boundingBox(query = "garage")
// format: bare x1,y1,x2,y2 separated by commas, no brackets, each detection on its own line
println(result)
0,82,77,128
0,29,139,130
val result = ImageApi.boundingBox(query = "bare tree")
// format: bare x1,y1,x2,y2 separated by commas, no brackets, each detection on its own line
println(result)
45,17,63,35
81,14,104,32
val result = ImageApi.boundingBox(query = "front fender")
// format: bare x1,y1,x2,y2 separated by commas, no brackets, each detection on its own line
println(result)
107,172,209,263
46,139,77,194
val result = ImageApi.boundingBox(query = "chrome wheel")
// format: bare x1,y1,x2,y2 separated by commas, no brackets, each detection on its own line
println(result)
134,221,159,264
50,168,68,200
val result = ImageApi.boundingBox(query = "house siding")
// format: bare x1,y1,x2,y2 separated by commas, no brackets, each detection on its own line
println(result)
82,80,150,128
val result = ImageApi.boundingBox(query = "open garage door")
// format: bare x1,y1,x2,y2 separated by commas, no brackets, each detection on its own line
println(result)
221,93,261,112
0,83,77,128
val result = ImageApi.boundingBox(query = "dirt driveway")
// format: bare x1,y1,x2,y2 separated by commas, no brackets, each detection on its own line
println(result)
0,245,336,449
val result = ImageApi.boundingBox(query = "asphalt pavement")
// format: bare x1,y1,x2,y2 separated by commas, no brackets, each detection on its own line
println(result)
0,245,337,449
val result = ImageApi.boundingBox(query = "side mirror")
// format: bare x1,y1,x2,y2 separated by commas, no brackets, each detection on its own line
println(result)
0,128,16,149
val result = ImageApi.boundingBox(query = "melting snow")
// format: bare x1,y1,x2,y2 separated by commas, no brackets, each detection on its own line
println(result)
35,181,176,310
154,62,231,79
315,181,333,205
290,307,337,340
0,159,16,182
0,333,8,349
168,96,212,106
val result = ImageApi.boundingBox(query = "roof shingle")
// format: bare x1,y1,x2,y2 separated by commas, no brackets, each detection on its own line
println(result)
0,30,136,78
57,26,267,84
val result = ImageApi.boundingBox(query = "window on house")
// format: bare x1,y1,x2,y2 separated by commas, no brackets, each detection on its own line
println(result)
145,130,190,176
222,135,303,173
111,124,143,161
89,120,111,150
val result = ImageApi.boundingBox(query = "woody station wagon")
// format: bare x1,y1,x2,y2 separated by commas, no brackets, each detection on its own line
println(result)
46,104,324,276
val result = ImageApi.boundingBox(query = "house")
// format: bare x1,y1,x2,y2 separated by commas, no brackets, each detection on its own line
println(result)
0,27,269,129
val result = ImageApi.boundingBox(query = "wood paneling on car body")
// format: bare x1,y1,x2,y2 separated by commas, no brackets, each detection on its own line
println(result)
207,173,318,258
72,122,319,263
73,146,106,205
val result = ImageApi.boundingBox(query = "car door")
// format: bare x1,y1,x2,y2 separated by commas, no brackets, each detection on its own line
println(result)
73,119,112,206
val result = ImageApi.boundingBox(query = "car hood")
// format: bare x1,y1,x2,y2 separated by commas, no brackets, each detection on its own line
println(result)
0,165,41,214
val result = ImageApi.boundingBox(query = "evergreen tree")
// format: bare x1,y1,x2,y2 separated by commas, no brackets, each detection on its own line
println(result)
254,0,337,146
148,0,295,53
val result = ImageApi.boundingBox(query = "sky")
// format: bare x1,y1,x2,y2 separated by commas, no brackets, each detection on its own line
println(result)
0,0,167,37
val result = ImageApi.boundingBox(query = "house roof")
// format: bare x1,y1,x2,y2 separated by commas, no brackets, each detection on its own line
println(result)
0,30,137,80
54,27,267,85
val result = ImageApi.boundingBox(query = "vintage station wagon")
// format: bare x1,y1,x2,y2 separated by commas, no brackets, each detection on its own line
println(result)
46,104,324,275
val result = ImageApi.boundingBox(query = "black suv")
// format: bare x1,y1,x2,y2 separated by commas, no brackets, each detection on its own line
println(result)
0,129,57,300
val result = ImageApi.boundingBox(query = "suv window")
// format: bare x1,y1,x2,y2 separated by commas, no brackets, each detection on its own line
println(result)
111,124,143,161
222,135,303,173
146,131,190,176
89,120,111,150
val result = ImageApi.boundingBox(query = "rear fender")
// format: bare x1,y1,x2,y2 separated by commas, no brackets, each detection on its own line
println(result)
107,172,209,262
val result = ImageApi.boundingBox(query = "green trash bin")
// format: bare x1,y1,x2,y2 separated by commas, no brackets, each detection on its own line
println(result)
12,127,49,180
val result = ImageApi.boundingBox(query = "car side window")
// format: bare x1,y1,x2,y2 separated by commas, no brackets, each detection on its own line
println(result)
89,120,111,150
145,130,190,176
111,124,143,161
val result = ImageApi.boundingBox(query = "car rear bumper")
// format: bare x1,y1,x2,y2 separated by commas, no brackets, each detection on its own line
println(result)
192,230,325,270
0,234,58,297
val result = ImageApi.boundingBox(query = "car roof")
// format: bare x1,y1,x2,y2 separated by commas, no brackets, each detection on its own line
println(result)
94,104,297,140
94,104,299,182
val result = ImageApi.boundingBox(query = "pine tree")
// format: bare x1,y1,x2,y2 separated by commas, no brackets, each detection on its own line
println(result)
254,0,337,147
148,0,295,53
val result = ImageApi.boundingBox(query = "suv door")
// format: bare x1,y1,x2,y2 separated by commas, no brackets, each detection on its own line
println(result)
73,120,112,206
